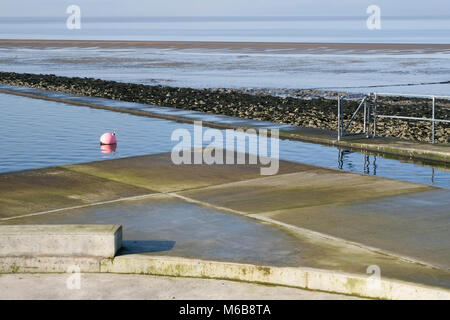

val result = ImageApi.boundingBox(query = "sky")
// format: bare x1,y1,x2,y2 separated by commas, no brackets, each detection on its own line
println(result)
1,0,450,17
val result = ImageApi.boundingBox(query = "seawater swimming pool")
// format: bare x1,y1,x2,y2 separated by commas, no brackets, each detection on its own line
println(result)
0,92,449,188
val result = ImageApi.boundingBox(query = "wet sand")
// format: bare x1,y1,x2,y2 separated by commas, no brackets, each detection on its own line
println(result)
1,39,450,53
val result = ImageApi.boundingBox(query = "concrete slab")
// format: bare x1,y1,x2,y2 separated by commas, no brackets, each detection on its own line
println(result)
65,151,310,193
0,167,153,218
0,225,122,258
3,196,450,291
0,152,314,219
176,172,449,269
259,188,450,270
178,170,432,214
1,196,305,267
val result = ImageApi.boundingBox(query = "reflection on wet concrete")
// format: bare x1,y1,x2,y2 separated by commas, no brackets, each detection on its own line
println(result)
9,196,304,267
270,188,450,270
6,193,450,289
335,147,446,184
338,149,377,175
121,240,176,255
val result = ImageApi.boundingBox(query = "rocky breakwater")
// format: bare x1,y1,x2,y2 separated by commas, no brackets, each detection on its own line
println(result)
0,72,448,143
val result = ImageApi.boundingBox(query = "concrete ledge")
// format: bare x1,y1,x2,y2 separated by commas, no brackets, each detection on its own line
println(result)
100,255,450,300
0,256,101,273
1,254,447,300
0,225,122,258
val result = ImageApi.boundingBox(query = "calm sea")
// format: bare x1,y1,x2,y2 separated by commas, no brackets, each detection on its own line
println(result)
0,16,450,43
1,16,450,94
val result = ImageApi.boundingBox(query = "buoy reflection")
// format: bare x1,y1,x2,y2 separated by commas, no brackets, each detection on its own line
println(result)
100,144,117,154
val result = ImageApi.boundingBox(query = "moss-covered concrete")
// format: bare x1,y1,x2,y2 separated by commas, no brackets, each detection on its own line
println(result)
279,128,450,163
0,151,313,218
178,170,432,214
0,166,153,218
257,189,450,270
64,151,311,193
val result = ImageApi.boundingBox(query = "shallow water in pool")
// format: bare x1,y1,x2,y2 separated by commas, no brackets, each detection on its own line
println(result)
0,93,448,188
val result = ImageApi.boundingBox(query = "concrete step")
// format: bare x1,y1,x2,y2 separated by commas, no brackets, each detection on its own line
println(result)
0,225,122,258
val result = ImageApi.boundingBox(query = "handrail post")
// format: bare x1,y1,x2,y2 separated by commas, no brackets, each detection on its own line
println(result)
373,93,377,138
366,94,371,138
363,96,367,134
432,96,435,144
337,96,341,141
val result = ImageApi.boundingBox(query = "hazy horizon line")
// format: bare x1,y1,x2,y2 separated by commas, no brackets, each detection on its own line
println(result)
1,14,450,19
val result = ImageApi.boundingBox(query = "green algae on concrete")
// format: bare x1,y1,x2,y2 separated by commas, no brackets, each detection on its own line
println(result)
0,151,307,219
1,254,448,299
99,255,450,300
0,166,153,218
174,168,448,271
64,151,311,193
279,128,450,163
178,169,433,214
261,188,450,270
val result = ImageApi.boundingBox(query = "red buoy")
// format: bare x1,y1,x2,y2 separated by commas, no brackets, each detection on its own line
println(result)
100,132,117,145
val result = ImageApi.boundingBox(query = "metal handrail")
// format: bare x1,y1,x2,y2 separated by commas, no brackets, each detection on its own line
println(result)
342,97,367,133
373,92,449,144
337,92,449,144
337,95,370,141
376,114,450,123
375,92,450,99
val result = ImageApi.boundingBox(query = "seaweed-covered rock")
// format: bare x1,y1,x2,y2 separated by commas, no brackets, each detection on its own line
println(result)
0,71,448,143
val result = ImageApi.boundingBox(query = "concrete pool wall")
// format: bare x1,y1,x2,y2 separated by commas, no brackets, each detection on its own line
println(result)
1,151,449,299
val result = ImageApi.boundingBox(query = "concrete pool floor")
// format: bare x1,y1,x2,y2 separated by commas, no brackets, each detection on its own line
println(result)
0,150,449,292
